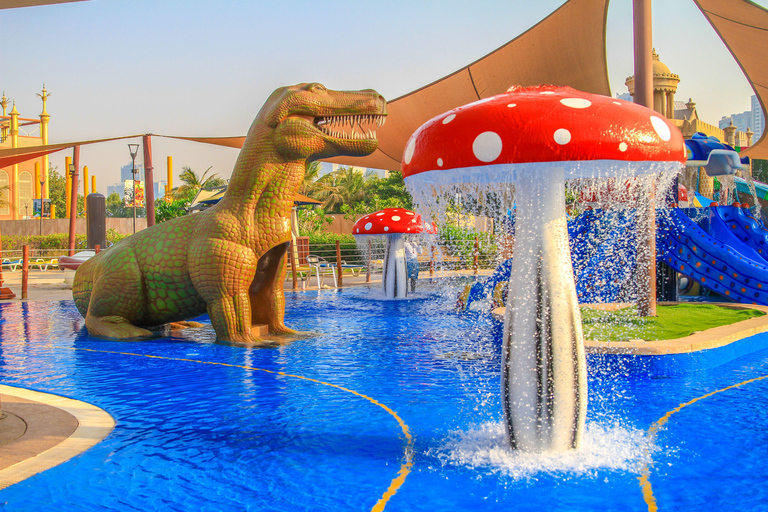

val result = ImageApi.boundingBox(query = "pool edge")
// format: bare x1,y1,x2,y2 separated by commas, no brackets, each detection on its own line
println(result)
0,385,115,490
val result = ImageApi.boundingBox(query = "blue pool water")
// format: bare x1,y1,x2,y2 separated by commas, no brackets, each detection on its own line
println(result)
0,286,767,511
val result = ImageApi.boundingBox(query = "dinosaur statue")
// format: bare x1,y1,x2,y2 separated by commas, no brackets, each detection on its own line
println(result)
73,83,386,344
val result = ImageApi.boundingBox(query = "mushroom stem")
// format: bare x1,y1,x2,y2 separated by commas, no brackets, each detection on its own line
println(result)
502,166,587,452
383,233,408,298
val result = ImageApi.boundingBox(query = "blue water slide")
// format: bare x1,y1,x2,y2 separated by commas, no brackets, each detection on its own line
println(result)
463,258,513,307
570,209,638,303
708,206,768,264
658,207,768,305
463,210,639,310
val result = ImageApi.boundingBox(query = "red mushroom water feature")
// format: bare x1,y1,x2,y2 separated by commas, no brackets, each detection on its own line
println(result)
402,85,685,452
353,208,436,298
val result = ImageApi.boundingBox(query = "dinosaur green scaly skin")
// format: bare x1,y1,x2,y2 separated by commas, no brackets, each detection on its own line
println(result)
73,83,386,344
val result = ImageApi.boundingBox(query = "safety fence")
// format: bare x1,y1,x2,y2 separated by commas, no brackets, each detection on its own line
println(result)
0,236,501,285
286,236,499,288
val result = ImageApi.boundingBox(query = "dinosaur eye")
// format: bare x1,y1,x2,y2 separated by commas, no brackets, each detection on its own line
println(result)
311,84,327,93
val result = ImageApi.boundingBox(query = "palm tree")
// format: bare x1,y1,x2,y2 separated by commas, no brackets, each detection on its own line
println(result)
301,161,323,197
174,166,225,199
334,166,367,206
314,166,367,212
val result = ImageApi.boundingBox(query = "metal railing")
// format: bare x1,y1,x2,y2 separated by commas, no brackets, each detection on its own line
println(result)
0,236,501,281
287,236,499,288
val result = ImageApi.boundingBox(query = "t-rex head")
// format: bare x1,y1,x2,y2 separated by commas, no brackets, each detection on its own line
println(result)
256,82,387,161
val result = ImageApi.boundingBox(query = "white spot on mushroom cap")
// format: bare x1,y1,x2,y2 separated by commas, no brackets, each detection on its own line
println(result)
406,212,415,215
404,138,416,164
442,114,456,124
472,131,503,162
376,212,384,216
540,91,555,95
391,215,401,221
507,103,516,108
560,98,591,109
437,158,443,167
619,142,628,152
613,101,621,105
384,226,389,232
554,128,571,145
650,116,671,141
365,222,372,230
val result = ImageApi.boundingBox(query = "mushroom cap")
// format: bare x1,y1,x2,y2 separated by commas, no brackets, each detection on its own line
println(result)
401,85,686,186
352,208,437,235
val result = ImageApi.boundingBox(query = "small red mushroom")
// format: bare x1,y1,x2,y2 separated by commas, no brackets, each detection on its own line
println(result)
352,208,436,236
352,208,436,298
400,85,685,453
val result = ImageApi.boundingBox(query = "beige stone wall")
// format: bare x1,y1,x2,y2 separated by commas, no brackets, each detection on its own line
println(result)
0,218,148,237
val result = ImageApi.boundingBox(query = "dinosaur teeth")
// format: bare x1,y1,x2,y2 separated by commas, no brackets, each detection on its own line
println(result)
314,114,384,140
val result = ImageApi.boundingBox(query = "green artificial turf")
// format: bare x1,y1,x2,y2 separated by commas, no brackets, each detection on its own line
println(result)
580,303,766,342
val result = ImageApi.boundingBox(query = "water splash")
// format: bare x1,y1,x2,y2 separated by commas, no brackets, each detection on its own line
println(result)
428,420,656,480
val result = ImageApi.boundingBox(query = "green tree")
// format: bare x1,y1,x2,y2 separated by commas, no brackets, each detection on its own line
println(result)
48,164,66,217
314,166,367,213
106,192,126,217
48,164,85,218
339,170,414,219
752,159,768,183
175,166,226,200
297,207,333,236
364,170,413,210
300,161,323,197
155,197,190,223
105,191,144,218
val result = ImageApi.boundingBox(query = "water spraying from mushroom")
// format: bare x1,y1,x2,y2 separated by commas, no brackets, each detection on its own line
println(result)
353,208,437,299
402,85,686,452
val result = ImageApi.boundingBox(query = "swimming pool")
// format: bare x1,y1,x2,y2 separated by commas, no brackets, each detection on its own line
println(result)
0,286,766,511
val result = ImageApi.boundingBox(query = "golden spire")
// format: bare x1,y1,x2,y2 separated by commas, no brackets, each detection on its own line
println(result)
0,92,8,141
37,83,51,116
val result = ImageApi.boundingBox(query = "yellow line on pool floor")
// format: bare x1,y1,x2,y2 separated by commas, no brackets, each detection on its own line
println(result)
66,346,413,512
639,373,768,512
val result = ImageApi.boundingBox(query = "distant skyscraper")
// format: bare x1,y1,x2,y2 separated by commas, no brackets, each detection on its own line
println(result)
719,111,752,132
121,162,144,182
615,92,632,102
752,95,765,140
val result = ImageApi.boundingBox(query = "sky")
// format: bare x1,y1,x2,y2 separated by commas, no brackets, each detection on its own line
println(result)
1,0,766,191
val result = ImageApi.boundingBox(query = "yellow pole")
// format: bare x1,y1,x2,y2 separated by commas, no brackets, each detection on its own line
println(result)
10,103,19,220
91,175,96,194
34,162,42,200
39,84,50,200
65,156,72,219
83,165,89,215
50,204,56,219
166,155,173,202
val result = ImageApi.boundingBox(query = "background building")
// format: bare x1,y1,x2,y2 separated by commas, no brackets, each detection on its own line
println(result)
625,50,758,199
0,87,50,220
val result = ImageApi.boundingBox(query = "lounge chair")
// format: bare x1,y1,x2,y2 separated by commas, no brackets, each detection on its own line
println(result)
306,255,338,288
1,259,22,272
